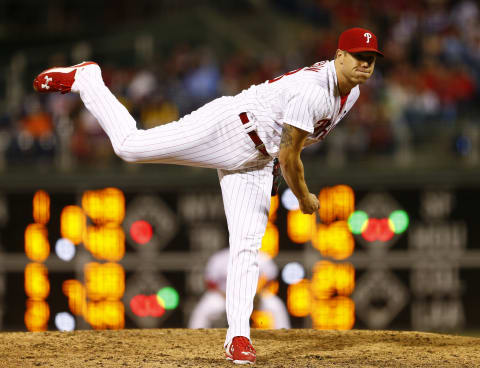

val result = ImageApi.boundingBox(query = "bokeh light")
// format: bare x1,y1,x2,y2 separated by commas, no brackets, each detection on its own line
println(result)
319,185,355,224
268,195,279,221
287,210,315,243
312,221,354,260
260,222,279,258
130,220,153,244
62,279,87,316
60,205,86,245
86,300,124,330
156,287,179,310
347,210,369,234
25,223,50,262
287,279,311,317
55,312,75,331
311,296,355,330
251,310,274,329
362,218,394,242
25,263,50,299
33,190,50,225
82,187,125,225
130,294,165,317
311,261,355,299
389,210,409,234
24,299,50,332
281,189,299,210
83,224,125,261
281,262,305,285
55,238,76,261
84,262,125,301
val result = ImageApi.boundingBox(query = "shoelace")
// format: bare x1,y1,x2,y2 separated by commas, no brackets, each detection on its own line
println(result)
233,337,256,354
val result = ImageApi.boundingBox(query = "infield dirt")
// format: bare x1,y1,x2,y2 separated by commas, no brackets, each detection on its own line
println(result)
0,328,478,367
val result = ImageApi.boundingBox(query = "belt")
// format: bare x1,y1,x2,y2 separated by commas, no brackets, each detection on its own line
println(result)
239,112,269,157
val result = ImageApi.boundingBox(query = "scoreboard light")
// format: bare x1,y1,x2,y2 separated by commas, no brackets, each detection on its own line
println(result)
312,221,354,260
25,263,50,300
311,261,355,299
25,299,50,332
55,312,75,332
363,218,394,242
260,222,279,258
347,210,369,235
281,262,305,285
84,262,125,301
60,205,86,245
130,220,153,245
319,185,354,224
82,187,125,225
62,279,87,316
311,296,355,330
86,300,124,330
287,210,315,243
25,223,50,262
268,195,279,221
281,189,299,210
251,310,274,329
33,190,50,225
83,224,126,261
264,280,279,295
156,287,180,310
55,238,76,262
130,294,166,317
287,279,311,317
389,210,409,233
347,210,410,242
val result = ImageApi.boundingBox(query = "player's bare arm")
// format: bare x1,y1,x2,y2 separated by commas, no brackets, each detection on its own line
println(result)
278,124,320,214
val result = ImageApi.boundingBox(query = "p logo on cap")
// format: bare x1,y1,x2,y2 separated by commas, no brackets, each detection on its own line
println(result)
338,27,383,56
364,32,372,44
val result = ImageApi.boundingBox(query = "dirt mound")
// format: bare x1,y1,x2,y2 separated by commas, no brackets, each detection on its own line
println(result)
0,328,478,367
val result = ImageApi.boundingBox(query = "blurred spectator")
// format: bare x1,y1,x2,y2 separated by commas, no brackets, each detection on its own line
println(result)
188,248,290,330
2,0,480,169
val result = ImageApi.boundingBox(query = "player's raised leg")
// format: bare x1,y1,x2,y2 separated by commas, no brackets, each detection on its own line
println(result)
33,62,259,170
219,161,273,365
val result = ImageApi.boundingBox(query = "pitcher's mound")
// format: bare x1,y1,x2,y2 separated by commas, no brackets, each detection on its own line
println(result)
0,328,479,367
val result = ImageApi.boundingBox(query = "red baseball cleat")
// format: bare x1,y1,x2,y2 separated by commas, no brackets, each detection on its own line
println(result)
33,61,98,94
225,336,256,365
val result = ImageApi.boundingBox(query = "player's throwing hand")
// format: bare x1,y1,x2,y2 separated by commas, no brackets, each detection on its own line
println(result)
299,193,320,214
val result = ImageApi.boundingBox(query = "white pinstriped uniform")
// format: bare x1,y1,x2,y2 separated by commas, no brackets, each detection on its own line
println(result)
70,59,359,347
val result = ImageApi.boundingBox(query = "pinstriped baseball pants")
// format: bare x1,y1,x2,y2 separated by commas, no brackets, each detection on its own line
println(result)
73,65,273,345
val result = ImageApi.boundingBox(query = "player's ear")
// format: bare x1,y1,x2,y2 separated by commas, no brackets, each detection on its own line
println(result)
335,49,344,62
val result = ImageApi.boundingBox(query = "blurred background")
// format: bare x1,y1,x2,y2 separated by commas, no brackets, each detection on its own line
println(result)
0,0,479,335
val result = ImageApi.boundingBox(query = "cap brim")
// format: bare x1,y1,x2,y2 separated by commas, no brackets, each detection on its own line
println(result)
347,47,384,57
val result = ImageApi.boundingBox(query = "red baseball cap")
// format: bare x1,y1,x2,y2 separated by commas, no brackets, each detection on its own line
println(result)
338,27,384,56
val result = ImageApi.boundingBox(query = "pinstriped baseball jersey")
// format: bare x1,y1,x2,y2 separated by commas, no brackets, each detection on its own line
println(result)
233,60,360,157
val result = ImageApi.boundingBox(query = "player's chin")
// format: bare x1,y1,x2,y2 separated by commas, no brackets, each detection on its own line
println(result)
355,73,372,84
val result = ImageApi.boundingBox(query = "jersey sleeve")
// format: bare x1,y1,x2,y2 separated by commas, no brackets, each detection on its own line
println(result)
283,86,330,133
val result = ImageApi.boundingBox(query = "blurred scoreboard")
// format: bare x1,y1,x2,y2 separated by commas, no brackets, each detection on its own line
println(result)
0,184,479,332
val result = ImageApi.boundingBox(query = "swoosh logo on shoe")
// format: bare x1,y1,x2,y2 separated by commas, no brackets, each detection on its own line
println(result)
241,352,254,356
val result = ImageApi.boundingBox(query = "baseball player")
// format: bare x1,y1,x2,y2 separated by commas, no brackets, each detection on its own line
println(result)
33,27,382,364
188,248,290,330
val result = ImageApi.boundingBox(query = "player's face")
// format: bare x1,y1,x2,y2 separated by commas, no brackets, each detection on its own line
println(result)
340,51,376,85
